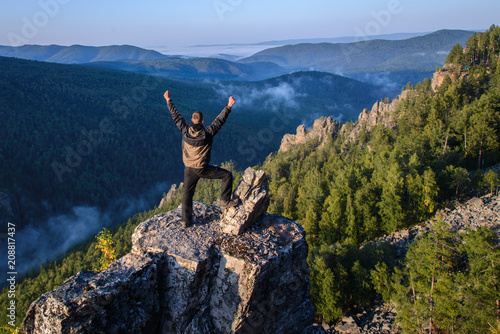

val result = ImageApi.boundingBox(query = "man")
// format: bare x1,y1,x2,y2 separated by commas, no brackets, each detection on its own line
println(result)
164,90,240,228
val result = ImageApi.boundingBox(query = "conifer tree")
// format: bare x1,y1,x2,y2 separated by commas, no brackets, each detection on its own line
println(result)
377,163,405,233
444,165,471,199
484,170,500,194
461,227,500,331
309,255,343,323
297,168,325,246
422,168,439,214
390,221,461,333
446,43,464,65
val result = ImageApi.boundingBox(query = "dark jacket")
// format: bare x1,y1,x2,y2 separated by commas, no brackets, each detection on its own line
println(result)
168,100,231,169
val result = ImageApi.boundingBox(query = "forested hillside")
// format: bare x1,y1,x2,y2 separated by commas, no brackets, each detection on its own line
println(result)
240,29,475,91
0,59,251,224
261,25,500,332
0,56,190,226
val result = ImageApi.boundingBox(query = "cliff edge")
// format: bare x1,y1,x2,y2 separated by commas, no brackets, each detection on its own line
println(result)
23,168,314,334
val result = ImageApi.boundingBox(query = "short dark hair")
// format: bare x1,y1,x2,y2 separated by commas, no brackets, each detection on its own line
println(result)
192,111,203,124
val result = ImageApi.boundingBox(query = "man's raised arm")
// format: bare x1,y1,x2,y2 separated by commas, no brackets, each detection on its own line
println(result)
206,96,236,136
164,90,188,133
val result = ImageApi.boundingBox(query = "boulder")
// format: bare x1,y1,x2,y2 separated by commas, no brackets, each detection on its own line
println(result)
24,253,161,334
220,167,270,236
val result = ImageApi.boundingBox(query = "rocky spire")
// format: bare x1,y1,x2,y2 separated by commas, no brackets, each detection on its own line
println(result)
220,167,270,236
279,116,340,152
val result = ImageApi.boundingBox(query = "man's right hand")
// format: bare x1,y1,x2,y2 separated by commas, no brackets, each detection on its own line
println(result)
164,90,171,102
228,96,236,108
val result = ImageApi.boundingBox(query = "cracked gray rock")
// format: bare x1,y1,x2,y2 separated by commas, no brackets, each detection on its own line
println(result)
24,170,314,334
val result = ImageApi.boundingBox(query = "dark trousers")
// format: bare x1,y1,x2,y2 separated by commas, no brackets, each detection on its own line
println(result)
182,165,233,223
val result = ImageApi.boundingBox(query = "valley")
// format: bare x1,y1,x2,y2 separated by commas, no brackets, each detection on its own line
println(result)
0,56,381,281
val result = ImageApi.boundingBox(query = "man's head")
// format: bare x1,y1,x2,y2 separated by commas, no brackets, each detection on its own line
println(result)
191,111,204,124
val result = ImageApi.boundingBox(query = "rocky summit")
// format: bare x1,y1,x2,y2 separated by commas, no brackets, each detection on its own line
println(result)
23,168,314,334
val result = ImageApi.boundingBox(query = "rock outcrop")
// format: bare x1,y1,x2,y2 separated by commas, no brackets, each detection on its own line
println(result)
431,64,469,91
307,304,398,334
159,183,184,209
23,169,314,334
220,168,269,236
356,98,399,129
279,117,340,152
341,91,415,144
369,193,500,262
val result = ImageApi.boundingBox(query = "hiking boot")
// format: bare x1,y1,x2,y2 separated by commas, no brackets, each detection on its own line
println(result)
220,198,240,209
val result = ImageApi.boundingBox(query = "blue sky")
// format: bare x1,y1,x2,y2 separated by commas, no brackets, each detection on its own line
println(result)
1,0,498,49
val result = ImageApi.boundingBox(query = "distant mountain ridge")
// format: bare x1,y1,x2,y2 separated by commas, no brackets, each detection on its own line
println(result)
0,44,170,64
87,29,475,89
192,32,430,48
0,29,475,81
0,29,476,90
239,29,475,74
87,57,288,81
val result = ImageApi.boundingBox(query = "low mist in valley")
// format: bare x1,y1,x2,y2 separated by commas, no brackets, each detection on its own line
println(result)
0,181,169,284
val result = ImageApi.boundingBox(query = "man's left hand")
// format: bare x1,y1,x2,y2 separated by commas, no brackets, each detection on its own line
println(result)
228,96,236,108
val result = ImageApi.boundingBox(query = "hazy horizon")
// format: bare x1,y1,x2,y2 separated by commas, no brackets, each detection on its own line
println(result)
1,0,497,50
0,29,480,60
